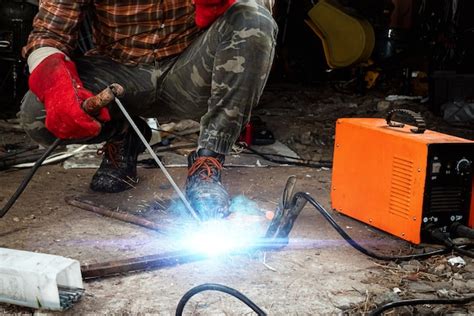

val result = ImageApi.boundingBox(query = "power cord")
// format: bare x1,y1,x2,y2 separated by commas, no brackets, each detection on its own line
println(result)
242,144,333,168
428,226,474,259
368,295,474,316
287,192,454,261
175,283,267,316
175,284,474,316
0,138,62,218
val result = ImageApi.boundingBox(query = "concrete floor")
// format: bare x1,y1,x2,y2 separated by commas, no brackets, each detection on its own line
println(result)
3,163,469,315
0,165,381,314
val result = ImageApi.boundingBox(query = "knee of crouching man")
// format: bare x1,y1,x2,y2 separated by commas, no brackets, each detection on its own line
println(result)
224,0,278,39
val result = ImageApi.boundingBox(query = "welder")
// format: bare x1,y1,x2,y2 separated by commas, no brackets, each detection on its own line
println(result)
18,0,277,219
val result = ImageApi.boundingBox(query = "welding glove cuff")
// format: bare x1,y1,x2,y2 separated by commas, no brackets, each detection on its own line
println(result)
194,0,236,29
28,52,110,140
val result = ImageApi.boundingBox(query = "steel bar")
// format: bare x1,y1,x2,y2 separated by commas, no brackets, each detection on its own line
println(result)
81,250,208,279
65,196,167,233
80,239,289,280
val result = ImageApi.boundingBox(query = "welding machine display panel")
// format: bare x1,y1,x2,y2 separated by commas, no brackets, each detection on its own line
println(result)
422,144,473,228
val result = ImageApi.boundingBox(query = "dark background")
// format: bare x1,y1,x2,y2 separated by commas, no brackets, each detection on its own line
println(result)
2,0,474,119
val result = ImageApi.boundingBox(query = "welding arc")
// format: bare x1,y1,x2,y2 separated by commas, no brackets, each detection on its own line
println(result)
113,97,200,223
175,283,267,316
369,295,474,316
291,192,452,261
0,138,62,218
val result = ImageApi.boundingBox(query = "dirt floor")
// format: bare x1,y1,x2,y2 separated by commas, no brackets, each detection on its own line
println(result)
0,83,473,315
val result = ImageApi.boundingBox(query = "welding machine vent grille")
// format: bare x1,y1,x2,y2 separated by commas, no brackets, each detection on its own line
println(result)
428,186,463,213
389,157,414,219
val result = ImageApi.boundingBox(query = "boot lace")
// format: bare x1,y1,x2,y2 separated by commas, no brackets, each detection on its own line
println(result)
97,141,122,168
188,156,223,180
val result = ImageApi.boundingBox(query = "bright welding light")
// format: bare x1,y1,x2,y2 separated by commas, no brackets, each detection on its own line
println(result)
179,217,263,257
173,195,267,257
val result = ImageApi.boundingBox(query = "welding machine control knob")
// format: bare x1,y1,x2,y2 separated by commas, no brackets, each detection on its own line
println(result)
456,158,471,175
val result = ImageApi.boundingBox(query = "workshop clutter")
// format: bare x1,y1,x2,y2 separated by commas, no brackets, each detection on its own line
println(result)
0,247,84,310
305,0,375,69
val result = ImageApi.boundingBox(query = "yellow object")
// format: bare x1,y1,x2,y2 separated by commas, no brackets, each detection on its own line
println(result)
306,0,375,68
365,70,379,89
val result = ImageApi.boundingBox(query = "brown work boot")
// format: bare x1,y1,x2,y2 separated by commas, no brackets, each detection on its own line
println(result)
90,118,151,193
185,149,230,220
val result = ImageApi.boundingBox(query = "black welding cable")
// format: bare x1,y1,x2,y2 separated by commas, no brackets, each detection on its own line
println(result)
0,138,62,218
451,223,474,240
453,245,474,258
293,192,451,261
369,295,474,316
244,145,333,168
175,283,267,316
428,227,474,259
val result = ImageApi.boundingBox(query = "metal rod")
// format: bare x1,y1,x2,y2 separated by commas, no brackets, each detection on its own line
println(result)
81,250,208,279
114,97,201,223
65,196,168,233
80,239,290,280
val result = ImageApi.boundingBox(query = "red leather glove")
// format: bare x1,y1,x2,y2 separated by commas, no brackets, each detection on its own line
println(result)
28,53,110,140
194,0,236,29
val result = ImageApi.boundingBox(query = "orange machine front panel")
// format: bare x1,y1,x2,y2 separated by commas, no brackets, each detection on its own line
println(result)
331,118,428,244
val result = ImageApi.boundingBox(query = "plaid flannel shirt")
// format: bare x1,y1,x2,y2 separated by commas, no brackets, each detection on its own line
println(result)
22,0,202,65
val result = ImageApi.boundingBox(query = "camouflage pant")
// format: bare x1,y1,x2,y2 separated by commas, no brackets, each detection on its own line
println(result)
19,0,277,154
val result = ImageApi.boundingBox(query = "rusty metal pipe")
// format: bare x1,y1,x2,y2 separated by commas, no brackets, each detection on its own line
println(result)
81,250,207,279
65,196,167,233
80,238,289,280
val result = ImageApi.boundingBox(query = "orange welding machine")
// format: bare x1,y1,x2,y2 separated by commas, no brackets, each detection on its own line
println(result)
331,109,474,244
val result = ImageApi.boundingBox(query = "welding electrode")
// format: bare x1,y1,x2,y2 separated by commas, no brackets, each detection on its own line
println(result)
112,95,200,223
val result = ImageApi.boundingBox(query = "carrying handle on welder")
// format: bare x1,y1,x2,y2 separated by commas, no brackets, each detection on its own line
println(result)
386,109,426,134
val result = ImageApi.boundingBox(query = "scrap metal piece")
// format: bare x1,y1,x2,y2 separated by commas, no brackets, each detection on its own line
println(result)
81,251,207,279
0,247,83,310
58,286,85,310
65,196,167,233
80,238,290,280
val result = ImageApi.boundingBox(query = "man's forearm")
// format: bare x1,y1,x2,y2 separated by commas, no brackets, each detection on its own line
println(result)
22,0,86,60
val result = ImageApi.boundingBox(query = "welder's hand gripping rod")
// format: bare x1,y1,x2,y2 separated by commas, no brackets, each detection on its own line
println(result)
0,84,126,218
0,83,200,222
106,85,201,223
